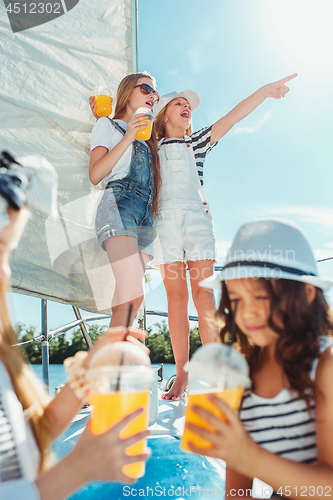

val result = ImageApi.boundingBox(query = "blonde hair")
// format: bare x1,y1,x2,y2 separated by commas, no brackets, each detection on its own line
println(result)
0,215,53,472
113,72,156,120
113,72,161,215
155,102,193,141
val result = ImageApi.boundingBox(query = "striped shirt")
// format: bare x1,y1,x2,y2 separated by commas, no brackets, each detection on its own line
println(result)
0,391,22,482
159,126,217,185
239,336,333,465
240,389,317,463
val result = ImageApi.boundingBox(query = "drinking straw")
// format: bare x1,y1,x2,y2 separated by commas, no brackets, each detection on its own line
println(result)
225,299,238,388
125,303,133,332
115,304,133,391
228,299,238,346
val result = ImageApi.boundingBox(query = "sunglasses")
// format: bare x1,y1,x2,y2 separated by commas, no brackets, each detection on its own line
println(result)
134,83,160,103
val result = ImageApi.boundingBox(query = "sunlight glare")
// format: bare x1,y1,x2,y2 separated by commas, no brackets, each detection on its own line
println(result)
267,0,333,70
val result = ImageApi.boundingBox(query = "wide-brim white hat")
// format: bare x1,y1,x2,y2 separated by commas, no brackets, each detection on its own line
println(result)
154,90,200,117
200,218,333,292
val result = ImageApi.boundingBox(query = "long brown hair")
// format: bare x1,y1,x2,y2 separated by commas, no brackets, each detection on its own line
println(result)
0,280,52,472
155,102,193,141
217,278,333,406
113,72,161,215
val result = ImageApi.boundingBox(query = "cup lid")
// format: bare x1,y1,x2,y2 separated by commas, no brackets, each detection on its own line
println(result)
89,341,151,368
185,343,249,377
133,107,154,118
91,86,112,97
185,343,251,390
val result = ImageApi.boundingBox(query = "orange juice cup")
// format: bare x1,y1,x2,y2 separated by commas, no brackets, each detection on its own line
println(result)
181,387,245,451
92,86,112,117
88,343,153,479
180,343,250,453
133,107,154,141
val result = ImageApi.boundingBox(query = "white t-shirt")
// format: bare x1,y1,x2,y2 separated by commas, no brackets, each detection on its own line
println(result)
90,117,131,184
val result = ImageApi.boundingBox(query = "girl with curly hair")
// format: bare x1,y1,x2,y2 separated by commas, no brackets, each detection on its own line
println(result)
186,218,333,498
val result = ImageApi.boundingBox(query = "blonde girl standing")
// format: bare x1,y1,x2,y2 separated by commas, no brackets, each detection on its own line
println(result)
89,72,161,327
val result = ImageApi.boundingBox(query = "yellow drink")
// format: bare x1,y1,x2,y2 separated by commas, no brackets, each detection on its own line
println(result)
135,119,152,141
95,94,112,117
91,390,149,478
181,387,244,452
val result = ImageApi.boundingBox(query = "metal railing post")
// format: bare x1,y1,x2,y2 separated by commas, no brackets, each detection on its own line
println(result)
135,0,139,72
72,306,93,349
41,299,49,393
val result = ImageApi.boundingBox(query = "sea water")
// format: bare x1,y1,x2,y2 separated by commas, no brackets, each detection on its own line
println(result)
32,363,176,395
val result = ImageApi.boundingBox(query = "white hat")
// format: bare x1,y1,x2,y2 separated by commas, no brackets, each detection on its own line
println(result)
200,218,333,292
154,90,200,117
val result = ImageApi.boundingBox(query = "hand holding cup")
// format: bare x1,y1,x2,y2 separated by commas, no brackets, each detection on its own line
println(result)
132,107,154,141
88,341,153,479
90,87,112,117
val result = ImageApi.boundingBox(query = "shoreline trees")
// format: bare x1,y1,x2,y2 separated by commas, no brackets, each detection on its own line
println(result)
15,321,202,365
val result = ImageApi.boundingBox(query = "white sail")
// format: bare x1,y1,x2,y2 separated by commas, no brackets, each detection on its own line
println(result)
0,0,133,313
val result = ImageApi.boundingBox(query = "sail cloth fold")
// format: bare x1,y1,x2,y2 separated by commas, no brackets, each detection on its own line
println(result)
0,0,133,313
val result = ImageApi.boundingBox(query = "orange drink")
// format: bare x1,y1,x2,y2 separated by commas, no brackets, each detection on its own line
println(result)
179,343,250,455
135,119,152,141
133,107,154,141
91,390,149,478
181,387,244,451
88,343,153,479
91,87,112,117
95,94,112,117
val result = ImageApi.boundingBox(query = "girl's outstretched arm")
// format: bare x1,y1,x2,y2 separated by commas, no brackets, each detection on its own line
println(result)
186,347,333,499
210,73,297,144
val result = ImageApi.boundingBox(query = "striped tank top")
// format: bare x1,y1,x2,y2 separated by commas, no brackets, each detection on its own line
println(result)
239,336,333,464
0,393,22,481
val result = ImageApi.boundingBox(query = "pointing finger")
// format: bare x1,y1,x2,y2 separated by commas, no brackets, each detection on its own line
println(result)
282,73,298,83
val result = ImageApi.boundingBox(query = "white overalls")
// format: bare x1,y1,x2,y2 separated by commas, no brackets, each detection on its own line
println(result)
151,138,216,266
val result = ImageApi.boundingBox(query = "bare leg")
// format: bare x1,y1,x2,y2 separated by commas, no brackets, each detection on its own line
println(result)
160,262,189,401
104,235,149,327
188,260,219,344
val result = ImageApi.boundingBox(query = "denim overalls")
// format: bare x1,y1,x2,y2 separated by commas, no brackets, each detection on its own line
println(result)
95,119,154,257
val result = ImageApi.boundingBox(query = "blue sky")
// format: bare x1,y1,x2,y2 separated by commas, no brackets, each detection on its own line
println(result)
9,0,333,334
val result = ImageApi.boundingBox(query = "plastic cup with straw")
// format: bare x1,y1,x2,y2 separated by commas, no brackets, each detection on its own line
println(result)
180,298,251,453
88,304,153,478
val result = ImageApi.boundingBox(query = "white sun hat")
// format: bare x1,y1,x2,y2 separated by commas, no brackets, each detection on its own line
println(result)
154,90,200,117
200,218,333,292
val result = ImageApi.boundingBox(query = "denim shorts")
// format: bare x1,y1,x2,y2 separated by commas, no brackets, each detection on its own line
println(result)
95,183,154,258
